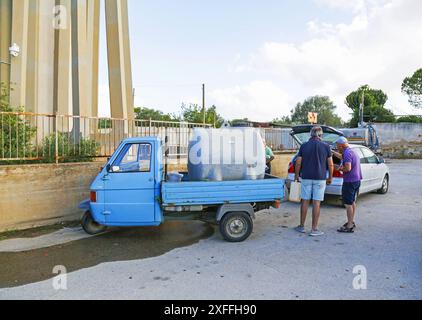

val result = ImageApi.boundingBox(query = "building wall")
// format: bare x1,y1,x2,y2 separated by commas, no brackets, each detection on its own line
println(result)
0,0,12,86
1,0,132,122
36,0,55,115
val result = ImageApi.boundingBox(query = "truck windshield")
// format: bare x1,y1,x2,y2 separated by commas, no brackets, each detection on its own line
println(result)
113,143,152,173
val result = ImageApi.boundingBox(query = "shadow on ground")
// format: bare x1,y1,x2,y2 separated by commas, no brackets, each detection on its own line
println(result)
0,221,214,288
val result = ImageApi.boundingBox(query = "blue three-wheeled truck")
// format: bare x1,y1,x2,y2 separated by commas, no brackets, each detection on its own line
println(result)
79,137,285,242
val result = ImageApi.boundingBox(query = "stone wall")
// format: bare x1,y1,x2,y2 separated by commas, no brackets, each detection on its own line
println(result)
0,162,103,232
375,122,422,144
380,142,422,159
375,123,422,158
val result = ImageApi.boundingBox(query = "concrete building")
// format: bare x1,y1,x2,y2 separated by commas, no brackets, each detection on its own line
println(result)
0,0,134,120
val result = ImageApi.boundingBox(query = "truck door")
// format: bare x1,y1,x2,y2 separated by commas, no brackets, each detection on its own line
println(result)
103,142,156,225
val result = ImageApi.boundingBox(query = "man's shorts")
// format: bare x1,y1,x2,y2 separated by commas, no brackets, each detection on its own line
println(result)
301,179,327,202
342,181,361,205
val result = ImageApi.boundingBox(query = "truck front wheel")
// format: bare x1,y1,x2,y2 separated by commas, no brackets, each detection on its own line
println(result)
219,212,253,243
81,211,107,235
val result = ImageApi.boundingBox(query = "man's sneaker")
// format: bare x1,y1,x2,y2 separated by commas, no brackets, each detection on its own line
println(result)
294,226,306,234
310,230,325,237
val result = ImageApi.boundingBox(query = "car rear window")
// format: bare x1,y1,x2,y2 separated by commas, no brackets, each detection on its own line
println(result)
294,132,342,145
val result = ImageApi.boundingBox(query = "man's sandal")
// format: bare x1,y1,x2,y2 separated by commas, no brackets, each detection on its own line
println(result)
343,222,356,228
338,225,355,233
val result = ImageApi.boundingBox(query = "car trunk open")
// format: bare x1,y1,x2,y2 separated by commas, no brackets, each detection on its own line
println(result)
290,125,344,147
289,125,344,167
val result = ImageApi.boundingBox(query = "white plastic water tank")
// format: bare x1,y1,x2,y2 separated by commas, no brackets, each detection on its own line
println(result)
188,128,266,181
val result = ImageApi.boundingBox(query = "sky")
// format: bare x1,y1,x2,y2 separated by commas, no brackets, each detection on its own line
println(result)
98,0,422,122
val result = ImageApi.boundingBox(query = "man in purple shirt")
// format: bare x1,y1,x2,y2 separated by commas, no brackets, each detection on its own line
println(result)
334,137,363,233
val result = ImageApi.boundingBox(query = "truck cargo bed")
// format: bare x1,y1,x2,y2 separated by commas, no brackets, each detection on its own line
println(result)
162,175,285,206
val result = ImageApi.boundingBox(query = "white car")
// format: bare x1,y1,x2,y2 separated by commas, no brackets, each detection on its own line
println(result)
286,125,390,197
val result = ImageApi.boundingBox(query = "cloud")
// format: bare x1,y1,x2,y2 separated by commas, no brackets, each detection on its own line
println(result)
313,0,371,12
210,81,293,122
214,0,422,121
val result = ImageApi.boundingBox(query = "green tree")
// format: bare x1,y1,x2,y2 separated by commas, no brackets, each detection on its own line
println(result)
98,118,112,129
134,107,175,121
289,96,343,127
230,118,250,126
396,115,422,123
177,103,224,128
402,68,422,109
272,116,292,126
346,85,395,127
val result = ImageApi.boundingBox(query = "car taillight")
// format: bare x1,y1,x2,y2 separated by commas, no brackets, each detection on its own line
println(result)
288,162,295,174
333,170,343,178
90,191,97,203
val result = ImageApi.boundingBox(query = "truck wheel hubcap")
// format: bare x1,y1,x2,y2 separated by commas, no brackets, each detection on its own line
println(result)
227,218,247,237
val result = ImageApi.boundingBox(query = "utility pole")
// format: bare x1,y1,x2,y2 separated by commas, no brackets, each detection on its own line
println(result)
359,89,365,127
202,83,206,125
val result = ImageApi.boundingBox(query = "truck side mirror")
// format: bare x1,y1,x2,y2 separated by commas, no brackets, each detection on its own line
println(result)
106,165,121,173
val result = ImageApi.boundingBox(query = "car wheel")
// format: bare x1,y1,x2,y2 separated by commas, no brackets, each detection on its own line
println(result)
377,175,389,194
81,211,107,235
219,212,253,243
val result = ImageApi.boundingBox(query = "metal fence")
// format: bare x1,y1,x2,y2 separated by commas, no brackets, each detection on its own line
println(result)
261,128,298,151
0,111,297,164
0,112,212,163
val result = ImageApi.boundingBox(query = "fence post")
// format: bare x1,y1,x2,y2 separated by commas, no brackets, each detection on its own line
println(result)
55,115,59,164
149,118,152,136
164,126,169,175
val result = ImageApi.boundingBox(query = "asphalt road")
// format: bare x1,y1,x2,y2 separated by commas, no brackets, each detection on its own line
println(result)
0,160,421,300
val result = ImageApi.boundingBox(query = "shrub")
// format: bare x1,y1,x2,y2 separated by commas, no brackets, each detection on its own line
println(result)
0,83,37,160
40,133,100,163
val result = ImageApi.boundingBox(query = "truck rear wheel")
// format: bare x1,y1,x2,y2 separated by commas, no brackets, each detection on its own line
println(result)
81,211,107,235
219,212,253,243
